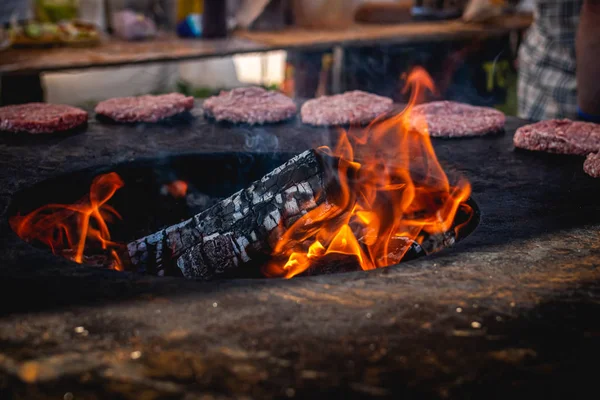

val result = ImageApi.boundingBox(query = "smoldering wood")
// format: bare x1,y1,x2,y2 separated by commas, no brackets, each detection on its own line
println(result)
127,150,334,277
298,230,455,277
419,231,456,255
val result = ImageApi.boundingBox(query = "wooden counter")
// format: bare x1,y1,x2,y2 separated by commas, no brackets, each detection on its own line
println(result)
236,14,533,50
0,36,268,75
0,14,532,75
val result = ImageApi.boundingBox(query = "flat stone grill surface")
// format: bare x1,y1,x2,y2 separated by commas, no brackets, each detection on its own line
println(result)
0,106,598,399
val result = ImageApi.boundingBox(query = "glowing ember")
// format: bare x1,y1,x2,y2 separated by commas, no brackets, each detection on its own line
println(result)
162,180,188,198
10,172,125,270
264,67,472,278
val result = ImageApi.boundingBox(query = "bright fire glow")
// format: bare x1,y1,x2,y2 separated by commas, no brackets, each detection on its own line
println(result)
10,173,125,270
264,67,472,278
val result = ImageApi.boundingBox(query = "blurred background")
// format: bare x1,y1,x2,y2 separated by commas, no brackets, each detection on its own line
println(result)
0,0,534,114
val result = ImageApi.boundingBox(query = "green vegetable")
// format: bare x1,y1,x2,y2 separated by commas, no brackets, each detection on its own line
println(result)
35,0,79,23
25,23,42,38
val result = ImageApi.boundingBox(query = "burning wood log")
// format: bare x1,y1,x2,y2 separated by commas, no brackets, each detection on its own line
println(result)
126,150,336,278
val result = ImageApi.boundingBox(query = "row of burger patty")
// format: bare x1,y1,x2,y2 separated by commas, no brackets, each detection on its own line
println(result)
0,86,599,177
0,86,505,132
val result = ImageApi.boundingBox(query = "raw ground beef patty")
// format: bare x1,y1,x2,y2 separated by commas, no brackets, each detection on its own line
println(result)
203,87,297,124
584,152,600,178
409,101,505,137
95,93,194,123
0,103,88,134
513,119,600,155
301,91,393,126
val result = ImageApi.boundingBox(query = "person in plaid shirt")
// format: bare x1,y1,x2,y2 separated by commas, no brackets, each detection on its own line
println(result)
518,0,600,121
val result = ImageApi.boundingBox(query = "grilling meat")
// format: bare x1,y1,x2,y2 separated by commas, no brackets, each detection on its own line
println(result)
0,103,88,134
203,87,297,125
95,93,194,123
409,101,505,138
301,90,393,126
584,152,600,178
513,119,600,155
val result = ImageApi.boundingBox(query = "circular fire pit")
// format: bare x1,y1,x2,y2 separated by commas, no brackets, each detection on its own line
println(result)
2,111,600,400
8,152,480,279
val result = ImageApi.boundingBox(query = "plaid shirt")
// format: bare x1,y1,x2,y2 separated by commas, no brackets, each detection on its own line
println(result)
518,0,582,120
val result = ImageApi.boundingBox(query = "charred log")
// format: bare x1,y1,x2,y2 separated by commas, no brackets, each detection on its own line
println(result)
127,151,475,279
127,150,335,277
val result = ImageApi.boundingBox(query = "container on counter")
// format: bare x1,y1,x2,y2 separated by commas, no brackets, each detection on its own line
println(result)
176,0,203,37
105,0,158,41
111,10,157,40
202,0,227,38
177,0,204,21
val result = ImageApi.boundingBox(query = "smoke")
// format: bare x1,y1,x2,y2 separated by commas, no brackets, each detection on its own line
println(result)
241,126,280,153
444,49,507,107
340,39,513,110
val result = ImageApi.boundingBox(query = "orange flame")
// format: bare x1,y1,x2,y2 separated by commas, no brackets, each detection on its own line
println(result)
10,173,125,270
265,67,472,278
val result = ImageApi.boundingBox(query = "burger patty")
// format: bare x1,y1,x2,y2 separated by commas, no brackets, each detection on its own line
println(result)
95,93,195,123
0,103,88,134
409,101,506,137
203,87,297,125
584,152,600,178
513,119,600,155
301,91,393,126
